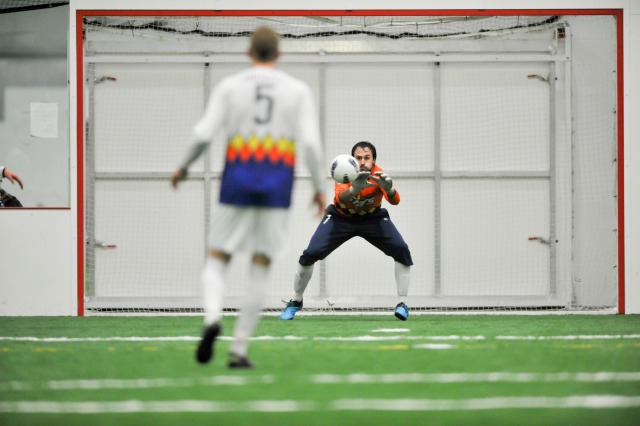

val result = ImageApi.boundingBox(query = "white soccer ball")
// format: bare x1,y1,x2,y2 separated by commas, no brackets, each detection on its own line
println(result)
330,154,359,184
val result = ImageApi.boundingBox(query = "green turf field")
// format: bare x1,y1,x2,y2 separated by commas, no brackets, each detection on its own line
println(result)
1,314,639,425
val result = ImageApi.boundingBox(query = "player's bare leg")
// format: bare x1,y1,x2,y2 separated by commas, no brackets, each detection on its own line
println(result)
228,253,270,369
196,250,230,364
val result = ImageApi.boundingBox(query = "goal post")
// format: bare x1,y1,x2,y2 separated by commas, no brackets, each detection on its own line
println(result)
76,11,621,314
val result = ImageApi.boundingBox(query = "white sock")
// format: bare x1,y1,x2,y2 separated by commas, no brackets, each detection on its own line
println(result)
201,256,228,326
395,262,410,305
230,262,270,357
293,263,314,301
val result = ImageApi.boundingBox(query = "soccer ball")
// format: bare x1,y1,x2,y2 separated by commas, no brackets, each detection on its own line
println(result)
330,154,359,184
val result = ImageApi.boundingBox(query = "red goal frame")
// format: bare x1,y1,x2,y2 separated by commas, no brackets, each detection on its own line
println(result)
74,8,625,316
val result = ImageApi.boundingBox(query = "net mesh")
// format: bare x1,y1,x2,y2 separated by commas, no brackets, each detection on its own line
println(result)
83,15,560,41
81,14,618,314
0,0,67,13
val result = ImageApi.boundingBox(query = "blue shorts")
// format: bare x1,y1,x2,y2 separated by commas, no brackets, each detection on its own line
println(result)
298,204,413,266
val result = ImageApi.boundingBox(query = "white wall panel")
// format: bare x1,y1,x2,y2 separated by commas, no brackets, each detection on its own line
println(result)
0,210,74,315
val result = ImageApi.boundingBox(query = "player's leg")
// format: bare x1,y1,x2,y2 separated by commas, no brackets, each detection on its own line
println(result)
197,250,229,364
228,208,285,367
362,209,413,320
281,206,354,320
198,204,253,364
394,262,411,320
228,253,271,369
280,263,313,320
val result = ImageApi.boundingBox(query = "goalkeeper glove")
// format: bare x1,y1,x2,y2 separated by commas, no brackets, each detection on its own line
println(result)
349,171,374,195
371,171,394,193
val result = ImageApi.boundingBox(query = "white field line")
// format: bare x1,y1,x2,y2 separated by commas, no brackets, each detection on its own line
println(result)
313,335,486,341
263,309,619,316
2,372,640,392
0,376,275,392
1,395,640,413
0,400,312,413
312,372,640,384
331,395,640,411
2,334,640,343
496,335,640,340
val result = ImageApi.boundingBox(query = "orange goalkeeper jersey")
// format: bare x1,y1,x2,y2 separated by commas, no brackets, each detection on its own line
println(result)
333,164,400,217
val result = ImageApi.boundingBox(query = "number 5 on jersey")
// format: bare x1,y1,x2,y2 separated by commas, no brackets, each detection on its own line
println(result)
255,84,273,124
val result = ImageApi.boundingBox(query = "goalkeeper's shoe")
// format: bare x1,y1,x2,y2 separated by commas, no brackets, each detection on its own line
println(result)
279,299,303,320
228,353,255,369
394,302,409,321
196,322,221,364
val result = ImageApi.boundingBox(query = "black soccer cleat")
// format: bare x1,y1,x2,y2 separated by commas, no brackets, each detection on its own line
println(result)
227,353,255,369
196,322,221,364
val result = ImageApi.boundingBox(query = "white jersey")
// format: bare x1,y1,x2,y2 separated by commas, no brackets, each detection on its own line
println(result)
191,66,324,208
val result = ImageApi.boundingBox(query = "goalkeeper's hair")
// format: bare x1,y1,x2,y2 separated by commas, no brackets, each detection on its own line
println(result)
250,26,279,62
351,141,377,160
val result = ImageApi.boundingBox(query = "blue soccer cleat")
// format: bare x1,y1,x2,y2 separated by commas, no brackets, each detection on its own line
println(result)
280,299,303,320
394,302,409,321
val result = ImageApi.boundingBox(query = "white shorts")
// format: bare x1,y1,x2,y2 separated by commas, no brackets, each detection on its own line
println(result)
209,204,290,257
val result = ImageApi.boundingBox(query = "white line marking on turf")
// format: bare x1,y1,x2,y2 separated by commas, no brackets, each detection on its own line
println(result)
311,372,640,384
0,375,275,392
0,336,200,342
371,328,410,333
331,395,640,411
313,335,485,341
0,336,300,342
496,334,640,340
3,372,640,392
1,395,640,413
0,335,485,342
1,334,639,343
0,400,312,413
413,343,455,350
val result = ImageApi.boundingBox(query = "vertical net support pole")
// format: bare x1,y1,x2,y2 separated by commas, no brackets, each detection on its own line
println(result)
85,62,96,301
549,59,558,299
563,25,576,307
203,62,212,259
318,62,329,301
433,61,442,297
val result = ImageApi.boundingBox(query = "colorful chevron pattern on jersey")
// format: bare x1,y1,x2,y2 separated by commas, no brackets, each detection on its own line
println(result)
226,134,296,167
220,134,297,208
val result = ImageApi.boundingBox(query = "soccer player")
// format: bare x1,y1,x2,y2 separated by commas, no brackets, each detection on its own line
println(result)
280,141,413,321
171,27,325,368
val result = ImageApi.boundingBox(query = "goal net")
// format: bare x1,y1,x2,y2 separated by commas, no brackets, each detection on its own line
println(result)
81,13,619,313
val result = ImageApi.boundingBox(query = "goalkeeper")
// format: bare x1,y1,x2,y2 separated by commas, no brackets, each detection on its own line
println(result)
280,141,413,321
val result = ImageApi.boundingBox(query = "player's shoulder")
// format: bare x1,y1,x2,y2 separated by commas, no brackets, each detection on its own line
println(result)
275,69,312,93
233,67,308,89
216,70,248,91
